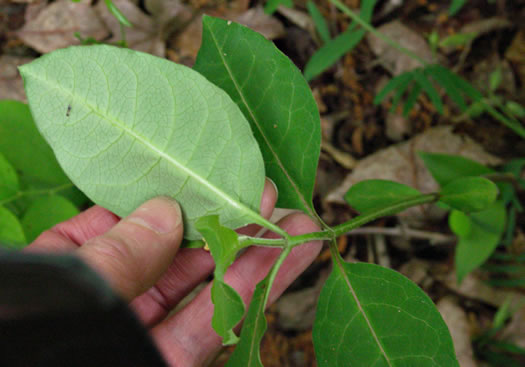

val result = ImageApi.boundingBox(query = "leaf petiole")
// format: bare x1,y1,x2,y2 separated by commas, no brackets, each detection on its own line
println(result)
241,193,440,249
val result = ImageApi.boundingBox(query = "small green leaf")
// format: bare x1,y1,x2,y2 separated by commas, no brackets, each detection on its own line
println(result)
226,275,269,367
374,72,414,105
104,0,132,27
505,101,525,118
403,83,422,116
304,0,378,81
344,179,421,213
307,0,331,43
21,195,79,242
449,0,468,16
413,69,444,114
313,261,459,366
390,80,415,113
0,152,19,201
449,210,471,237
195,16,321,217
427,64,468,111
455,202,506,283
21,44,268,240
440,176,498,212
305,28,367,81
196,215,247,345
439,32,477,48
0,206,26,248
419,152,493,186
489,68,503,92
264,0,292,15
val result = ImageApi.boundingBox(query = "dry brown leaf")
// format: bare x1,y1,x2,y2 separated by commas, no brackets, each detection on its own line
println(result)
17,0,109,53
366,21,433,75
437,297,478,367
95,0,191,57
275,270,328,331
436,270,521,308
325,126,502,221
0,55,33,102
235,6,285,40
174,6,284,64
276,5,315,39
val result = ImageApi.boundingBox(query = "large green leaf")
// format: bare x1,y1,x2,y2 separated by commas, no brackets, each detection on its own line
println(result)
344,179,421,214
454,202,506,283
304,0,378,81
20,45,267,240
313,261,459,367
0,100,69,186
440,176,498,212
0,206,26,248
0,152,19,201
21,195,79,242
196,215,247,345
0,100,86,210
194,16,321,217
419,152,493,186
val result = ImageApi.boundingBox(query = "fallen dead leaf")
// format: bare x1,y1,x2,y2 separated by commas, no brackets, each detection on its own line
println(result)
0,55,33,102
435,270,521,308
437,296,478,367
275,269,328,331
95,0,191,57
235,6,285,40
174,5,284,64
366,21,433,75
385,112,412,142
326,126,502,222
276,5,315,41
17,0,109,53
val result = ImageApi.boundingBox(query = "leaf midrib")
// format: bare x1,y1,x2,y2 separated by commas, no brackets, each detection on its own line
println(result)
335,258,393,367
205,22,315,218
26,71,263,223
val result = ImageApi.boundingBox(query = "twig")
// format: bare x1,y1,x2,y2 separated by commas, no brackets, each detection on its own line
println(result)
346,226,455,244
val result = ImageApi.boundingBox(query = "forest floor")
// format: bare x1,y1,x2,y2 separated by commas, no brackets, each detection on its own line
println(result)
1,0,525,366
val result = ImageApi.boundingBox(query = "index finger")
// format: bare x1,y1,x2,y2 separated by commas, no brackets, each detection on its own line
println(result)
27,205,120,252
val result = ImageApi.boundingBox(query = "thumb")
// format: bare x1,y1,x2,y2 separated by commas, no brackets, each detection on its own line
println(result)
77,197,184,301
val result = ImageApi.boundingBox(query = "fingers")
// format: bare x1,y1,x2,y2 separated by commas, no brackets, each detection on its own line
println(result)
77,197,184,301
152,213,322,367
131,179,278,326
28,205,120,252
236,179,278,236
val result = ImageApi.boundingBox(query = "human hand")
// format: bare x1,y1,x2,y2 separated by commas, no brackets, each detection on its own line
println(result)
27,180,322,366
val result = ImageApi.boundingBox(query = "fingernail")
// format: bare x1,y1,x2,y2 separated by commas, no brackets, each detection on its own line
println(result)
127,197,182,234
267,178,279,199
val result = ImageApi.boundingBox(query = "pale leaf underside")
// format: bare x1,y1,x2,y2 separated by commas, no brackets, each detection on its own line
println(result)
20,45,266,239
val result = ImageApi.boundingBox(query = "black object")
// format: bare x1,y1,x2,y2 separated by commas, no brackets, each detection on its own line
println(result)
0,249,168,367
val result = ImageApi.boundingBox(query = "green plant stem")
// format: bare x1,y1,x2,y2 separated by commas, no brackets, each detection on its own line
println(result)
263,246,292,305
0,182,74,207
244,193,439,248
